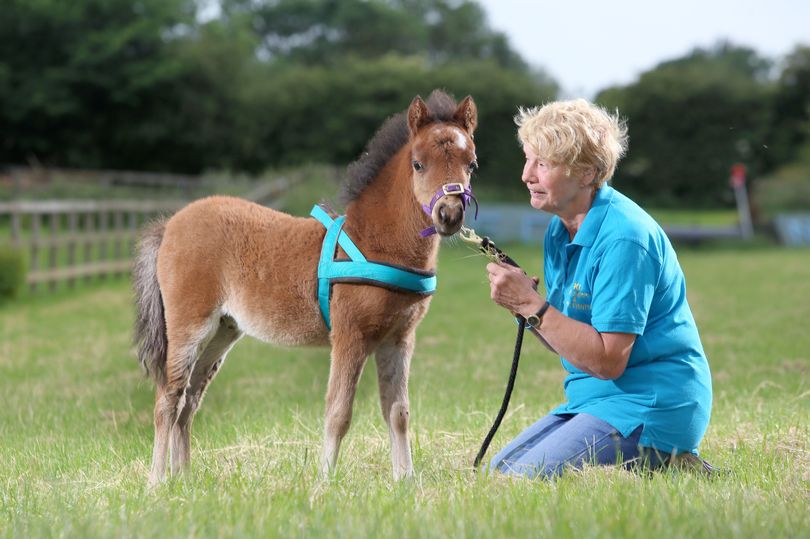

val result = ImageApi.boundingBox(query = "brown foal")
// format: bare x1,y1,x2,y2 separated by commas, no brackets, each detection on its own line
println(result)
133,90,479,486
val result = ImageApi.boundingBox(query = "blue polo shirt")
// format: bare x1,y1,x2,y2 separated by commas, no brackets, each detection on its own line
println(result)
544,185,712,454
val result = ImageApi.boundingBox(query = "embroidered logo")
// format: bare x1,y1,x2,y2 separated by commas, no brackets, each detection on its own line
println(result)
567,282,591,311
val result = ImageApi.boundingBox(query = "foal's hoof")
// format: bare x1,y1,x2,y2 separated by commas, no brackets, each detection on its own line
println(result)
147,477,163,490
147,471,167,489
393,468,414,481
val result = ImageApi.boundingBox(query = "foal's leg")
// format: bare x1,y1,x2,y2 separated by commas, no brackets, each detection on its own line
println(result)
170,316,242,475
374,334,415,480
321,333,370,476
149,382,173,487
149,318,215,487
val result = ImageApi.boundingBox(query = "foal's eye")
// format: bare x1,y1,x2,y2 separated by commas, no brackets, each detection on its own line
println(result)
468,160,478,172
412,160,424,172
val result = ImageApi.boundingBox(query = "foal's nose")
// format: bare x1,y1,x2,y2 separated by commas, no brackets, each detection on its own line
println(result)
438,202,462,228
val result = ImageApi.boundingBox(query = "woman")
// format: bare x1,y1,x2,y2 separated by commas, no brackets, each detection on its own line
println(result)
486,99,712,479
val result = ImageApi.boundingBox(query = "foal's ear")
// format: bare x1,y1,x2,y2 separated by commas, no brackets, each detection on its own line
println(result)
453,96,478,137
408,95,430,136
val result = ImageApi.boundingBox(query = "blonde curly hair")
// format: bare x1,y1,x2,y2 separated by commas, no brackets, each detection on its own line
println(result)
515,99,628,187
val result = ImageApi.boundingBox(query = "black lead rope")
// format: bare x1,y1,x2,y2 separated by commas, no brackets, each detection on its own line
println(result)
468,237,528,470
473,315,526,470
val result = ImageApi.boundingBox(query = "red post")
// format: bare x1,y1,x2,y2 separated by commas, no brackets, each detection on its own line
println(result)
730,163,753,240
730,164,746,188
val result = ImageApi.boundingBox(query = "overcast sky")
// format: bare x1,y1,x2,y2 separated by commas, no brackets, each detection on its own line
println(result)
476,0,810,98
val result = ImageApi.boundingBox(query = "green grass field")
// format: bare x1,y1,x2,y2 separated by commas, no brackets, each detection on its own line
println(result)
0,243,807,538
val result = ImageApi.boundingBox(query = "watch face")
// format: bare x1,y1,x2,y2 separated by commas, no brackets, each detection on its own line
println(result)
527,315,540,328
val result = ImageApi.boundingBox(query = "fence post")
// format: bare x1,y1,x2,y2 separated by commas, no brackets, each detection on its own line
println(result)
10,209,21,245
113,210,124,277
67,212,78,289
30,212,40,291
84,211,94,284
48,212,59,291
128,210,138,259
99,209,108,281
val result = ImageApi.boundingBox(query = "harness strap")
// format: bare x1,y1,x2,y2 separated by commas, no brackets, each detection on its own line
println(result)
310,205,437,330
311,204,366,261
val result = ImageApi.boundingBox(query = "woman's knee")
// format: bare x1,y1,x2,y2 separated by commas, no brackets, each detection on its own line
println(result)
489,457,568,479
486,414,570,473
494,416,642,478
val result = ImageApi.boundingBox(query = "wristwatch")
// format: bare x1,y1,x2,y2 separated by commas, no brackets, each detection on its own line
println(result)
526,301,550,330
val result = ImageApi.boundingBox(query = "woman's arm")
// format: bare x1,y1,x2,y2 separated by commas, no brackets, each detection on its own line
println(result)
527,325,558,354
487,262,636,380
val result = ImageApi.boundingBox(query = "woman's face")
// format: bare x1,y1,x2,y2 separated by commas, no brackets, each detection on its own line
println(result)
521,143,590,216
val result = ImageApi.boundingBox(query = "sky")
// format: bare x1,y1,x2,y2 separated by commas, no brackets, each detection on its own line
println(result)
476,0,810,98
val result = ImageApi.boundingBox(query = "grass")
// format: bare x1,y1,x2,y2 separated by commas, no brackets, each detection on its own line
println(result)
0,243,808,538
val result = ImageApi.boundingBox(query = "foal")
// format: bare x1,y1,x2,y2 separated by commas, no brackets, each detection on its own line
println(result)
133,91,479,486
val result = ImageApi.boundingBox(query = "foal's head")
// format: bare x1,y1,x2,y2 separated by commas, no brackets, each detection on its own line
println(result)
408,94,478,237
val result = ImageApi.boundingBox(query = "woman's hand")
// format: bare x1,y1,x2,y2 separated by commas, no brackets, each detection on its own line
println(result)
486,262,545,318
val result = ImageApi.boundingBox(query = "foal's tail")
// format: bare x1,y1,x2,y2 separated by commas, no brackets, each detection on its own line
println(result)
133,218,168,386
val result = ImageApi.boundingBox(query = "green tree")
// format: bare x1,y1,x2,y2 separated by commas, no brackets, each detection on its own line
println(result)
151,15,261,172
196,0,555,186
226,55,556,188
768,45,810,166
220,0,525,69
0,0,197,169
597,42,774,207
219,0,427,65
0,0,553,185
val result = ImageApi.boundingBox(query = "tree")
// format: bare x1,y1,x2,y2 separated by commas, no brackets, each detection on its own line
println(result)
220,0,525,69
768,45,810,166
0,0,198,169
0,0,554,183
224,55,557,188
597,42,774,207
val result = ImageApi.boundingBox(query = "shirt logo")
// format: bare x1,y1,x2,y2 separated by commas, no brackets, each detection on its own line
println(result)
567,282,591,311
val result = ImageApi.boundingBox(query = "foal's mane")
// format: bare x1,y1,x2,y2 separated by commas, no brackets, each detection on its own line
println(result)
339,90,460,205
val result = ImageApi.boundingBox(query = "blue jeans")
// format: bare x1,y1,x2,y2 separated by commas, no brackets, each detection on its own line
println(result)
488,413,665,479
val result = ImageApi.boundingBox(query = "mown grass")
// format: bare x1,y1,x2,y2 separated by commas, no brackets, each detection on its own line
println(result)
0,243,807,538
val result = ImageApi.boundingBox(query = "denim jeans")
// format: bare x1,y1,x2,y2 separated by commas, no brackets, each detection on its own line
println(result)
488,413,666,479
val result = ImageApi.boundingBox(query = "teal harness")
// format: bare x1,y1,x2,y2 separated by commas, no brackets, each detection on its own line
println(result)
310,204,437,330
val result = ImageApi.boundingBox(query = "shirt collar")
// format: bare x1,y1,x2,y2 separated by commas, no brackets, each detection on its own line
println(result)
570,184,615,247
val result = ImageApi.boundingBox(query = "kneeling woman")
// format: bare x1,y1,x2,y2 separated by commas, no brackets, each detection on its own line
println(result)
485,99,712,478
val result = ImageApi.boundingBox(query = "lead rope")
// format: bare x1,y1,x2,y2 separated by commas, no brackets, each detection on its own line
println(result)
460,226,529,470
473,314,526,469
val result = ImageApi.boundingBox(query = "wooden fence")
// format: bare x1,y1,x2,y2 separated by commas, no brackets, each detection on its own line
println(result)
0,199,184,291
0,177,291,292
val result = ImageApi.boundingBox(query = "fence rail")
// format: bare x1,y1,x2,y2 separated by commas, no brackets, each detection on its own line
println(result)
1,166,202,197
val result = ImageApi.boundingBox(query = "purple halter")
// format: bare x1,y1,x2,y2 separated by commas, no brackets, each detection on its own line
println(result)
420,182,479,237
